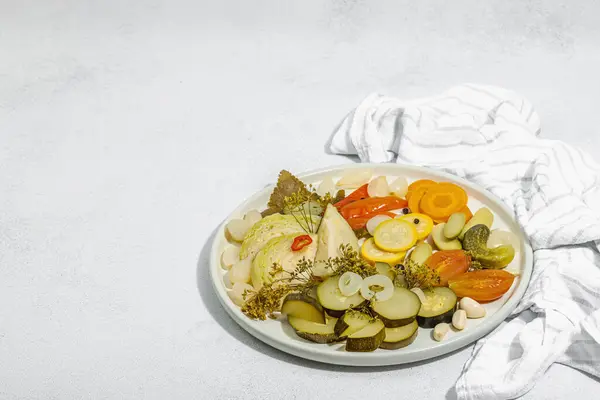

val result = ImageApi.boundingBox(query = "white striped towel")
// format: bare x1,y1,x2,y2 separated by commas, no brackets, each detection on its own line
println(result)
328,84,600,400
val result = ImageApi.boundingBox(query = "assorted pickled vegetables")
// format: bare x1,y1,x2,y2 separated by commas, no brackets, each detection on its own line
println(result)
219,169,521,352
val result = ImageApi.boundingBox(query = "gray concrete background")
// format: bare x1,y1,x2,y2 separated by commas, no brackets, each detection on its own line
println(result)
1,1,599,399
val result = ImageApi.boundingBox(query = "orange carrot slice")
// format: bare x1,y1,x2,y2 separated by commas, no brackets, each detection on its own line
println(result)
408,179,437,193
408,186,430,214
419,182,468,220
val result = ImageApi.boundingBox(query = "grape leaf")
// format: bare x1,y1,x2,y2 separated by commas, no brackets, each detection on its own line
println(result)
261,170,309,216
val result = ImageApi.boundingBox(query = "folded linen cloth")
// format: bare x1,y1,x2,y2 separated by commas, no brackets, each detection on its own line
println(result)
328,84,600,400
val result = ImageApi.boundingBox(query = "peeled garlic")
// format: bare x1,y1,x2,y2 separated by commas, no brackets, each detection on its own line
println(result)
226,219,252,242
336,169,372,189
433,323,450,341
244,209,262,226
221,246,240,269
389,176,409,197
367,176,389,197
452,309,467,330
317,177,336,196
223,272,233,289
230,257,252,284
459,297,486,319
228,282,255,306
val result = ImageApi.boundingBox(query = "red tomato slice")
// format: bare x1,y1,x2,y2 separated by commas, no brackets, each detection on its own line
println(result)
448,270,516,302
427,250,471,286
340,197,408,220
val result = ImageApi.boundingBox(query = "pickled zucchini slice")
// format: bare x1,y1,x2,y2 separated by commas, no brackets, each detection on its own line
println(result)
345,319,386,352
288,316,339,344
281,293,325,324
334,310,372,339
380,320,419,350
396,213,434,241
416,287,458,328
361,237,406,265
373,219,418,252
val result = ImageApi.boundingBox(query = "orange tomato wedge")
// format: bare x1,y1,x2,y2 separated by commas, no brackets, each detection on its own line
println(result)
427,250,471,286
419,182,467,220
448,270,515,302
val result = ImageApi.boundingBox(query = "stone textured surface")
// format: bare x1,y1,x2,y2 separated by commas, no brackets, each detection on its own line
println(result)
1,1,599,399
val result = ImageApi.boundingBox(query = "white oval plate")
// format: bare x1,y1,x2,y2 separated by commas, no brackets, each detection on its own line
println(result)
209,163,533,366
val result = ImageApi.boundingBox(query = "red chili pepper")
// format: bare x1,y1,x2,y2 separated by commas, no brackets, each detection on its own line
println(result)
346,211,397,230
291,234,313,251
333,184,369,210
340,196,408,220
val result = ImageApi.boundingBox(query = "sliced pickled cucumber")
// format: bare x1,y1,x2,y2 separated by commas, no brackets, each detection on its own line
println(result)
317,276,365,315
375,262,396,280
380,320,419,350
281,293,325,324
444,212,466,239
462,224,515,269
333,310,372,338
288,316,339,344
370,287,421,327
409,242,433,265
458,207,494,240
432,223,462,250
345,319,386,352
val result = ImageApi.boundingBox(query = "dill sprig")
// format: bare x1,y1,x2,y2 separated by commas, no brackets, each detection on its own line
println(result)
283,191,320,234
241,259,322,320
241,283,293,320
282,185,345,234
397,258,440,289
241,245,375,320
323,244,377,278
